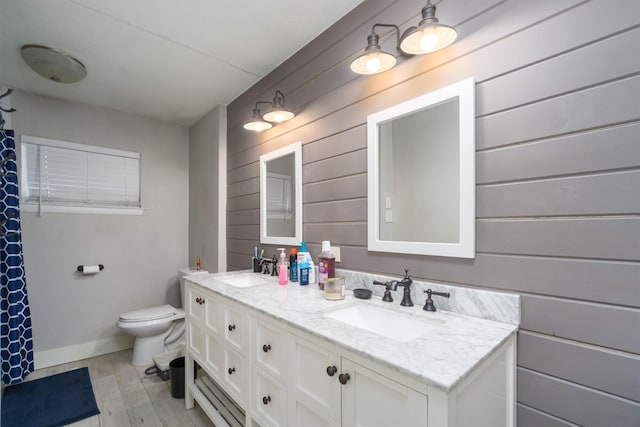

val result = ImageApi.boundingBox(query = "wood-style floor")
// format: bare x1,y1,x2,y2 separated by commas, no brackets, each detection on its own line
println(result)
24,349,214,427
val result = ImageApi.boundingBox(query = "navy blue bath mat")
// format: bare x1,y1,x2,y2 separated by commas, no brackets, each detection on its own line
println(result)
1,367,100,427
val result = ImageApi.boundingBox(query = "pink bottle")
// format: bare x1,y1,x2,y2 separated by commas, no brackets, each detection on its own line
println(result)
277,248,288,285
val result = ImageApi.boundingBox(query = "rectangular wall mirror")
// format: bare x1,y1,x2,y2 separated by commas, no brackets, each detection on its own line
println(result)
367,78,475,258
260,141,302,245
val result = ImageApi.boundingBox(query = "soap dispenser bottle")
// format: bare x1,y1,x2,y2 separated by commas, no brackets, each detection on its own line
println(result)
277,248,288,285
318,240,335,290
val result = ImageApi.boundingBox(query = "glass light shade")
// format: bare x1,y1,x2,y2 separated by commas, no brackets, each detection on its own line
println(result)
263,108,295,123
243,110,273,132
400,24,457,55
351,51,396,75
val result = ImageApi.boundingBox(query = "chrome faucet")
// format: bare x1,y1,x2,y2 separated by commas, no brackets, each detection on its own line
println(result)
373,269,414,306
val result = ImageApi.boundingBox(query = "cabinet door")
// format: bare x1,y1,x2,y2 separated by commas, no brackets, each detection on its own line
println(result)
223,347,247,407
253,368,287,427
186,286,206,361
253,316,287,381
340,358,428,427
223,303,247,354
289,335,340,427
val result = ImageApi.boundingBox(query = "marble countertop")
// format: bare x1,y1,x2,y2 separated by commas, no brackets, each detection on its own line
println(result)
185,270,518,392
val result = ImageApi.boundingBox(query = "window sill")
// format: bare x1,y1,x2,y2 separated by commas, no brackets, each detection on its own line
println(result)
20,203,144,216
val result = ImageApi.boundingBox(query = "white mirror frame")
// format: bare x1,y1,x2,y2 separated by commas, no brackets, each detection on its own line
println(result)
367,77,476,258
260,141,303,245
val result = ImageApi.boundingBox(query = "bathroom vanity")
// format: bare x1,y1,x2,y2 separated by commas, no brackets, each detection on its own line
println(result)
183,271,518,427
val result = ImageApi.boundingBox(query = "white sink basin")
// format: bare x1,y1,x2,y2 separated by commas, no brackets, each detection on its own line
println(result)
216,273,272,288
323,303,443,342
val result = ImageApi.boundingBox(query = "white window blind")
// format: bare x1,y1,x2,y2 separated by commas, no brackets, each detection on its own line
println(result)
21,135,141,212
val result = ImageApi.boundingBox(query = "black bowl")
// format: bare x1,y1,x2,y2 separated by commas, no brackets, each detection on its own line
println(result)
353,288,372,299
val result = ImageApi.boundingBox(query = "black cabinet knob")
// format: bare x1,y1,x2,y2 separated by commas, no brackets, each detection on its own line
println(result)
326,365,337,376
338,373,350,385
262,396,271,405
262,344,271,353
228,324,236,331
228,367,235,375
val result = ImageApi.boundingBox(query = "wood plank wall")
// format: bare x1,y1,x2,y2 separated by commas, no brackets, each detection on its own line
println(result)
225,1,640,425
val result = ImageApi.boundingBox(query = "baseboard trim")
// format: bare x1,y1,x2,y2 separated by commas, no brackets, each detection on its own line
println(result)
34,335,135,369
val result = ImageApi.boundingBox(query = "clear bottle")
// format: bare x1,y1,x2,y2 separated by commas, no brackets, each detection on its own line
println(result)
277,248,288,285
317,240,335,291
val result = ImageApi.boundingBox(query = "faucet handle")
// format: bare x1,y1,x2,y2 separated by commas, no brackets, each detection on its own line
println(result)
423,289,450,312
373,280,393,302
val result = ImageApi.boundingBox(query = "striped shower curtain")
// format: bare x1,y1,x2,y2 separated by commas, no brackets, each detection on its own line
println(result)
0,129,33,385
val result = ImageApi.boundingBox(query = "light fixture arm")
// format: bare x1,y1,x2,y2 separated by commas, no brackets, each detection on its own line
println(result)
369,23,402,54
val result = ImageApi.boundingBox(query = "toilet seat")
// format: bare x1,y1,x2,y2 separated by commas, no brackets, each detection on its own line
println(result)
119,304,184,323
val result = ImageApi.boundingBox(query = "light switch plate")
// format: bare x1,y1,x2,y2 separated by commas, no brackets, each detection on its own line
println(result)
330,246,341,263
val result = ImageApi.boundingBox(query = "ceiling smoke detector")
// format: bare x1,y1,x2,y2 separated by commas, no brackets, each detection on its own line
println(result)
21,44,87,84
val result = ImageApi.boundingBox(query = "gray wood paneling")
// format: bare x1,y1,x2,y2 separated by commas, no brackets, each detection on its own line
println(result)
304,199,367,223
477,171,640,218
227,177,258,199
227,224,259,241
521,296,640,354
227,193,259,212
226,209,259,226
478,27,640,116
518,331,640,401
303,174,367,204
303,125,366,164
225,0,640,422
517,404,578,427
477,123,640,184
518,368,640,427
477,75,640,150
477,218,640,261
303,149,367,184
303,222,367,247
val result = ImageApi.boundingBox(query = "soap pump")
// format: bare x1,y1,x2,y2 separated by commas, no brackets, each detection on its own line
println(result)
277,248,288,285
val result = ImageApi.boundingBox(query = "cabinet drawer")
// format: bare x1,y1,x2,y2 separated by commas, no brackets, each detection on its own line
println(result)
223,303,247,354
253,316,287,381
186,286,205,323
223,347,247,406
253,369,287,427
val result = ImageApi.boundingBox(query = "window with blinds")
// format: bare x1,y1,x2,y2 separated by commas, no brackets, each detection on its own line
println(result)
20,135,142,214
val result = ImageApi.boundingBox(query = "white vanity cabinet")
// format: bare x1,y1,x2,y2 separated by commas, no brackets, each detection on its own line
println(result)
185,280,516,427
289,333,427,427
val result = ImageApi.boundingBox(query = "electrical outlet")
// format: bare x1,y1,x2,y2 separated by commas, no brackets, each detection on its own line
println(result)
330,246,341,263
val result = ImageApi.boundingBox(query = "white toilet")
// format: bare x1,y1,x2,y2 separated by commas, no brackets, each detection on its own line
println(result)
117,267,208,366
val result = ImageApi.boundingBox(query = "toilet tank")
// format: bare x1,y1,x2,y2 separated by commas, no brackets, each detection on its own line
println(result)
178,267,209,308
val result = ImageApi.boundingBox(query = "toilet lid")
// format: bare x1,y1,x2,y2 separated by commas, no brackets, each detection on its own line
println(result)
119,304,178,322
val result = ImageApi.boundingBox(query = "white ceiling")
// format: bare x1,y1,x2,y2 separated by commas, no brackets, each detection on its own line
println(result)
0,0,363,126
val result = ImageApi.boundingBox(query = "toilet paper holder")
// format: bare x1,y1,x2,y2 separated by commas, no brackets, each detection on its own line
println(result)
77,264,105,273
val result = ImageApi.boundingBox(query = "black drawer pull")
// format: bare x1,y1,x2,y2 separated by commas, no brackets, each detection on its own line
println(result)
262,344,271,353
262,396,271,405
228,367,236,375
326,365,337,376
339,373,350,385
228,324,236,331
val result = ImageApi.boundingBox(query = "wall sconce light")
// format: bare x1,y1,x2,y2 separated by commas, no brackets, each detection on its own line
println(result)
351,0,457,76
350,24,401,75
244,90,295,132
400,0,457,55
